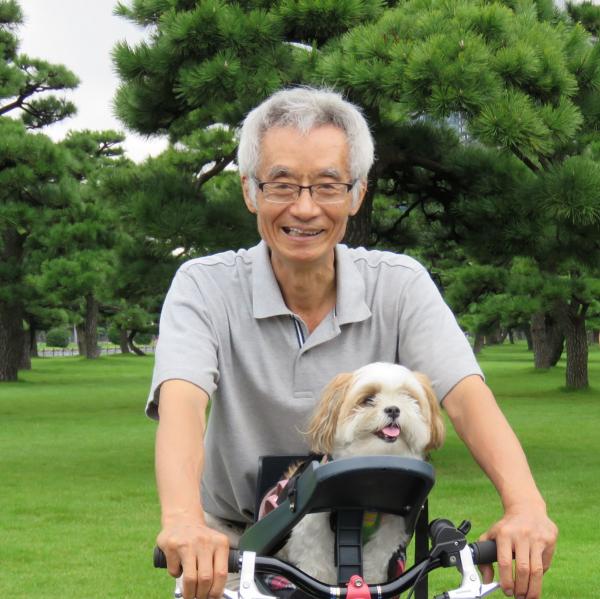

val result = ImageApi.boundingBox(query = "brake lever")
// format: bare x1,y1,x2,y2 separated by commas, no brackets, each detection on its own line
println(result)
174,583,240,599
239,551,277,599
173,552,275,599
436,545,500,599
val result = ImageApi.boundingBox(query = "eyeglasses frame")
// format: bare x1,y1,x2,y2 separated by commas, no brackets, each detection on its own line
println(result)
254,179,357,204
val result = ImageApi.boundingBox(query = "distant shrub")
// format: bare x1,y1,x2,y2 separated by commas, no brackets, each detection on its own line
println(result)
108,326,121,345
46,328,70,348
133,332,153,345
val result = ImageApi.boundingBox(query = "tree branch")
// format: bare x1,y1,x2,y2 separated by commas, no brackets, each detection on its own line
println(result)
0,97,24,116
380,198,423,238
509,144,540,173
195,146,238,190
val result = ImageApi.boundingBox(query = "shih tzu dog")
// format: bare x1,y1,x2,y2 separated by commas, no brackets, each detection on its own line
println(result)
276,362,445,584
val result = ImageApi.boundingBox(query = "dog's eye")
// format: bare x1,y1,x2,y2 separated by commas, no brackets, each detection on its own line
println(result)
361,395,375,406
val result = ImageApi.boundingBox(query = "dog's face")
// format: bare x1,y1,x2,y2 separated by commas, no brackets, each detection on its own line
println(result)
307,363,445,459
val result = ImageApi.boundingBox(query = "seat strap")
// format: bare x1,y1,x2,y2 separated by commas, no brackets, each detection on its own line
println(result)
334,509,364,584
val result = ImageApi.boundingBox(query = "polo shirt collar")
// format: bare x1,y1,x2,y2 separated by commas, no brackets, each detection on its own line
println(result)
251,241,291,318
334,244,371,325
250,241,372,325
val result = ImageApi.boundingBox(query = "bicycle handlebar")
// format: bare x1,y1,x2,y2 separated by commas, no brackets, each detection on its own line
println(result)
153,545,242,572
153,540,497,598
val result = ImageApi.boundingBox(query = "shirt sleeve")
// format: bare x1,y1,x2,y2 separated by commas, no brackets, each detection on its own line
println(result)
146,266,219,419
397,266,483,402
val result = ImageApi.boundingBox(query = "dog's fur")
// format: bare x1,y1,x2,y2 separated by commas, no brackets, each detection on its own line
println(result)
276,362,445,584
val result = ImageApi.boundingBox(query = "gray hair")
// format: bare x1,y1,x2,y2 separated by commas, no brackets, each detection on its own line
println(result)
237,87,375,206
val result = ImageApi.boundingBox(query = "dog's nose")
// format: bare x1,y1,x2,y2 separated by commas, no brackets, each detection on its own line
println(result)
384,406,400,419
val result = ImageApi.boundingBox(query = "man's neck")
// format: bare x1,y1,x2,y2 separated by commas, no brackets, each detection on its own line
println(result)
271,252,337,333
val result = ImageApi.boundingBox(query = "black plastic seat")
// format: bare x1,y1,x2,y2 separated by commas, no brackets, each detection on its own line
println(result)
240,455,434,557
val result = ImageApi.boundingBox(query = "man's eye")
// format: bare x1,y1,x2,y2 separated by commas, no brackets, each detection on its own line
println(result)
315,184,338,194
361,395,375,406
272,183,295,191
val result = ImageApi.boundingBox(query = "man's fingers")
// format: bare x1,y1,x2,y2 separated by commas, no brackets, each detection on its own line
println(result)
210,541,230,599
195,546,215,599
525,543,545,599
513,537,530,599
162,546,183,578
542,525,557,572
495,534,515,596
181,554,199,599
478,563,494,584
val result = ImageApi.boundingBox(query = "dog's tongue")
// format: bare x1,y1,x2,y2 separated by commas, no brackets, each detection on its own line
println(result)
382,425,400,438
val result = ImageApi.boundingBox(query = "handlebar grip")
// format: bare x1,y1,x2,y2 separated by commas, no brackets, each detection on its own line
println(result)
470,540,497,565
228,549,241,573
153,547,241,573
428,518,456,545
154,546,168,569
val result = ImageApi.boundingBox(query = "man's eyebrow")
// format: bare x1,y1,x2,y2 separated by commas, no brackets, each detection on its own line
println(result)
317,167,343,180
265,165,294,179
263,166,345,180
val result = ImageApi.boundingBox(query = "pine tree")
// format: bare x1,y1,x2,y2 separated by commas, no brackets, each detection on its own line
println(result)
114,0,600,388
100,144,259,355
27,131,127,359
0,0,79,379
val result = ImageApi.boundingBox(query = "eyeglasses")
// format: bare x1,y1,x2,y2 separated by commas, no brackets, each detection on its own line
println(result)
255,180,356,204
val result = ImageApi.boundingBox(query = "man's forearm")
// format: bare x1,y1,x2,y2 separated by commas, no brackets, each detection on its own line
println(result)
443,375,544,510
156,379,209,526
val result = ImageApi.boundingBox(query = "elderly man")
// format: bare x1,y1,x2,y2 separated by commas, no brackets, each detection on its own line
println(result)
148,88,557,599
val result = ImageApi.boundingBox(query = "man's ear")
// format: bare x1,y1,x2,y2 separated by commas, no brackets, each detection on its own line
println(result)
349,179,367,216
241,175,257,214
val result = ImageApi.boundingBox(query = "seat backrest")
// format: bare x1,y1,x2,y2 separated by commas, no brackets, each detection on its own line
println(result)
253,455,309,522
240,455,434,555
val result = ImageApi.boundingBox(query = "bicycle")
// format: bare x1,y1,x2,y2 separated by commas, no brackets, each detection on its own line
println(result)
154,456,500,599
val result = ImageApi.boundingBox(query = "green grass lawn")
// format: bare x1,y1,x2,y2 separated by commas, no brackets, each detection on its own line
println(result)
0,344,598,598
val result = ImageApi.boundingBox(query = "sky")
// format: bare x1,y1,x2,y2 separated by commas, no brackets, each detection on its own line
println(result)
16,0,168,162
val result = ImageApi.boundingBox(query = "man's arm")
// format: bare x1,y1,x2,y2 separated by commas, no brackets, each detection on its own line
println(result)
443,375,558,599
155,379,229,599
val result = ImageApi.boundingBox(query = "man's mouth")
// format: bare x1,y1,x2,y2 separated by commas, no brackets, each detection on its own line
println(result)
282,226,323,237
375,424,401,443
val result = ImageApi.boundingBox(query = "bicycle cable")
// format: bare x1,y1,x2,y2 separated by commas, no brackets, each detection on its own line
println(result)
403,555,433,599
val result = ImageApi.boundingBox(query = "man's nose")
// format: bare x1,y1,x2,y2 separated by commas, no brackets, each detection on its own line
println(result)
288,187,321,217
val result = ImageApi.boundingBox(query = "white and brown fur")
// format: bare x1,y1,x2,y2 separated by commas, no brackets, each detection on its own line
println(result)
276,362,445,584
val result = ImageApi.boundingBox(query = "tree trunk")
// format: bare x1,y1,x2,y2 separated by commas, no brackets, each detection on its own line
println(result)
0,302,24,381
473,333,485,354
76,324,86,356
119,329,131,354
522,326,533,351
530,311,564,369
127,330,146,356
485,328,504,345
343,177,375,247
82,294,100,359
29,326,39,358
557,300,589,389
19,331,31,370
0,229,25,381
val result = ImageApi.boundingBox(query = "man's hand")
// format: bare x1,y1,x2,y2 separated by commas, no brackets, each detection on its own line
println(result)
443,376,558,599
478,502,557,599
157,518,230,599
156,380,219,599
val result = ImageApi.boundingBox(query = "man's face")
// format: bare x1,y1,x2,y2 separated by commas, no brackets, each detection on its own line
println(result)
242,125,365,268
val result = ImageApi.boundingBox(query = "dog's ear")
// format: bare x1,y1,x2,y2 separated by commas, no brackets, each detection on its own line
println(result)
306,372,355,454
413,372,445,451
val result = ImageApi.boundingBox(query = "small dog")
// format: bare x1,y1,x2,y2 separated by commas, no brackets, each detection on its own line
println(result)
276,362,445,584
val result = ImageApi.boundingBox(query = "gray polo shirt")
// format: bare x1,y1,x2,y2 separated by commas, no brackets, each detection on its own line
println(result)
148,241,482,523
